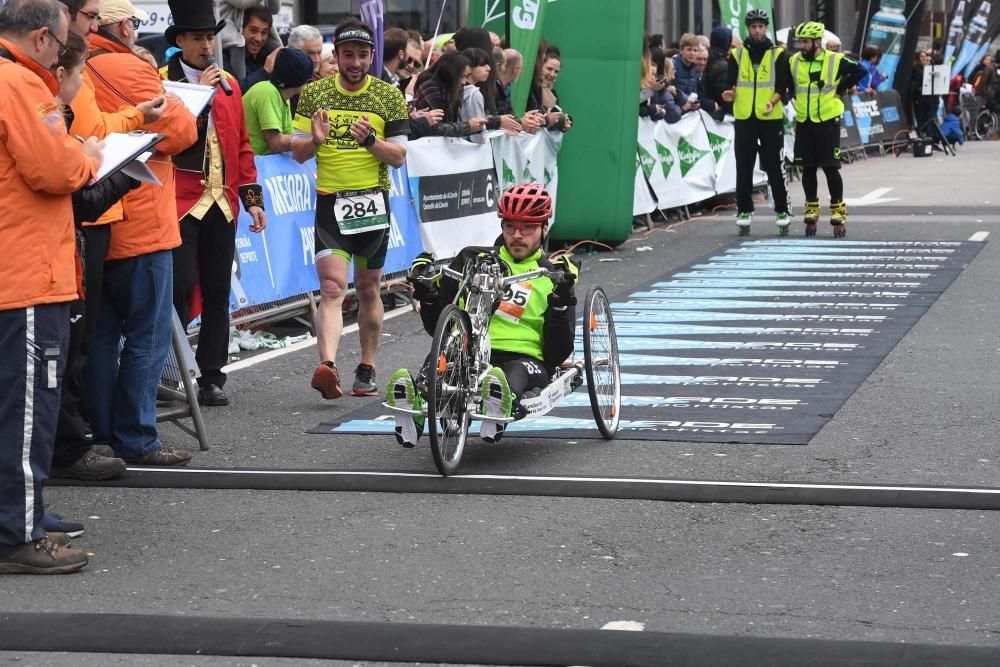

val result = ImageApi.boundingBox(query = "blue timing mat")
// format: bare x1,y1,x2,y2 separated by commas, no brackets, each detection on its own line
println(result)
310,239,983,444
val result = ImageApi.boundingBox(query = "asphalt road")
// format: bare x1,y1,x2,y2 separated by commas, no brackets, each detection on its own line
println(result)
2,142,998,666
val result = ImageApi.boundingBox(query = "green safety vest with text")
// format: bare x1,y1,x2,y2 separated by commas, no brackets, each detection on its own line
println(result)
789,50,845,123
731,46,785,121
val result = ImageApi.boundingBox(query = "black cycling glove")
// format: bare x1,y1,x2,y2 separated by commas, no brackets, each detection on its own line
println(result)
407,252,437,301
547,257,577,309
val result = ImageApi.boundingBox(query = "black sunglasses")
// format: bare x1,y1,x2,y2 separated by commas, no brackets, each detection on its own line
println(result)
130,17,142,30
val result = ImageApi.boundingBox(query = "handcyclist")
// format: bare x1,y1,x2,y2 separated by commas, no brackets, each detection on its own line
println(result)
291,18,410,400
385,184,579,447
721,8,793,237
788,21,865,237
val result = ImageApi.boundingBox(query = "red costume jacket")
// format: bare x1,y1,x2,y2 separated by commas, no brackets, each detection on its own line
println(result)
159,54,264,219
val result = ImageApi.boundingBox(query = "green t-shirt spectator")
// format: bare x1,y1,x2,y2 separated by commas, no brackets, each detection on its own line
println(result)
243,80,293,155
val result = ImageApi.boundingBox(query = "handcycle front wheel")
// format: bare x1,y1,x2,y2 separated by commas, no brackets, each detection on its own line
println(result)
427,304,473,476
583,285,621,439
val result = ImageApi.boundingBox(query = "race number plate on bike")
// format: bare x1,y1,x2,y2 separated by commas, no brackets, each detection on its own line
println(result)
334,189,389,235
497,281,532,323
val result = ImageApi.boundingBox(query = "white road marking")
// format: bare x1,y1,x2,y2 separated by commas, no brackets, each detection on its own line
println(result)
843,187,901,207
601,621,645,631
120,467,1000,495
223,306,412,373
968,231,990,242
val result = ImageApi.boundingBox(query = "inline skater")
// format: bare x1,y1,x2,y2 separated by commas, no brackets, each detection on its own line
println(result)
788,21,865,236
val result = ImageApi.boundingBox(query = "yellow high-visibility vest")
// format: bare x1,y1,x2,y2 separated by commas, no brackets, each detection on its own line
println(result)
731,46,785,121
789,50,845,123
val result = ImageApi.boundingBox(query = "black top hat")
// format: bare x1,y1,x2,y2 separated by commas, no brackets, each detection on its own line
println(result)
165,0,226,47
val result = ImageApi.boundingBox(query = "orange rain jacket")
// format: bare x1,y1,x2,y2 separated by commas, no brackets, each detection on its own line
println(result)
86,31,197,261
0,39,99,311
69,69,145,227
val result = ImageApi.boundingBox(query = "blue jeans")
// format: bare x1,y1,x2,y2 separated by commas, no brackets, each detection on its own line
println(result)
84,250,173,460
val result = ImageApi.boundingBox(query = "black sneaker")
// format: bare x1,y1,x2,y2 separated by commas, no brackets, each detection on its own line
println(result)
50,447,126,481
352,363,378,396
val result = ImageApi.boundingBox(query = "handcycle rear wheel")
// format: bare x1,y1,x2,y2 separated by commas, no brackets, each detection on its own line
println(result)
427,304,473,476
583,286,621,439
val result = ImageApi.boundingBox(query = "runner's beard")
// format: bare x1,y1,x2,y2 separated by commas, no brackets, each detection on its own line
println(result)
343,68,366,84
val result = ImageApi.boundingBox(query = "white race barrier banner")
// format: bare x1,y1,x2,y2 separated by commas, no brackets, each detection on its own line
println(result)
635,112,770,213
405,137,502,259
491,130,563,228
700,113,768,194
633,150,658,216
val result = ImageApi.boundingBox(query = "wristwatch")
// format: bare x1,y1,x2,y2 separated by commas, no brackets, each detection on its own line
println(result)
361,129,376,148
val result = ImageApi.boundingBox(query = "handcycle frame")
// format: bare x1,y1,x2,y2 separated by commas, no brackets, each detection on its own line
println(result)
383,250,621,476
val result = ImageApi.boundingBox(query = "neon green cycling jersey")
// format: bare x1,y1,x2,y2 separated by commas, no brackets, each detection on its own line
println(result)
489,245,579,361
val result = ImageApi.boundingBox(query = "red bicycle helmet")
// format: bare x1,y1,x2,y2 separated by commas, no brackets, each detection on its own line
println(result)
498,183,552,223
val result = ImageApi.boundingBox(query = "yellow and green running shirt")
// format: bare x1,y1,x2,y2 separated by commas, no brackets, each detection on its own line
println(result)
293,74,410,194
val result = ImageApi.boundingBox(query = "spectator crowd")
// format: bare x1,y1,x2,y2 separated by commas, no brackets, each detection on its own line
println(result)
0,0,572,575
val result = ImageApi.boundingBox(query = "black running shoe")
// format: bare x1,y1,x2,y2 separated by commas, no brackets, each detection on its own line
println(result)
352,363,378,396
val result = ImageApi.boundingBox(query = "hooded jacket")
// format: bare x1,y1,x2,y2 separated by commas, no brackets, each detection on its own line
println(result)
86,30,198,260
704,27,733,116
0,39,98,311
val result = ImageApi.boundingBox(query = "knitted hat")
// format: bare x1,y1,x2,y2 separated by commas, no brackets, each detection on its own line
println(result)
271,48,314,89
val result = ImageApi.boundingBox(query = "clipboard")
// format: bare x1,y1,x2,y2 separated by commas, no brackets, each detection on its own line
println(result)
162,80,216,117
94,132,165,185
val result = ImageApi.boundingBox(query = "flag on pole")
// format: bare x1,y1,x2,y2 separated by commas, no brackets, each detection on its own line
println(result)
508,0,549,116
360,0,384,77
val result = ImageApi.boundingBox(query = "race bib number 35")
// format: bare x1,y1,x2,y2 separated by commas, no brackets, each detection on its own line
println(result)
498,281,532,323
335,189,389,235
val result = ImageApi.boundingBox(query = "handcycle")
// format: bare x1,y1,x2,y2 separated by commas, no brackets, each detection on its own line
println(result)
383,250,621,476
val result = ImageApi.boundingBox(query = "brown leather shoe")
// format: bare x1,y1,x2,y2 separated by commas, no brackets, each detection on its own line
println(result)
51,447,127,481
46,532,72,547
0,537,89,574
125,446,192,466
311,362,343,400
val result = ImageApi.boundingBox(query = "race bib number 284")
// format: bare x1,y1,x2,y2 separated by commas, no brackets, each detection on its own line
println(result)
334,189,389,235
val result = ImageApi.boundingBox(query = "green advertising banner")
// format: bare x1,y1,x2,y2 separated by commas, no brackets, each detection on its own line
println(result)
508,1,549,115
719,0,775,40
467,0,506,32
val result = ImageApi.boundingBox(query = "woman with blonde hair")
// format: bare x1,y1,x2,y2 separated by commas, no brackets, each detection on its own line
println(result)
318,42,338,79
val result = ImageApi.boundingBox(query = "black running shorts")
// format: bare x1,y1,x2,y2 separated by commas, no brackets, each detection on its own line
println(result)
314,191,390,270
794,118,842,168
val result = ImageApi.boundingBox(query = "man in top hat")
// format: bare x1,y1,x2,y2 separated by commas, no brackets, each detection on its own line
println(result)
161,0,267,408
